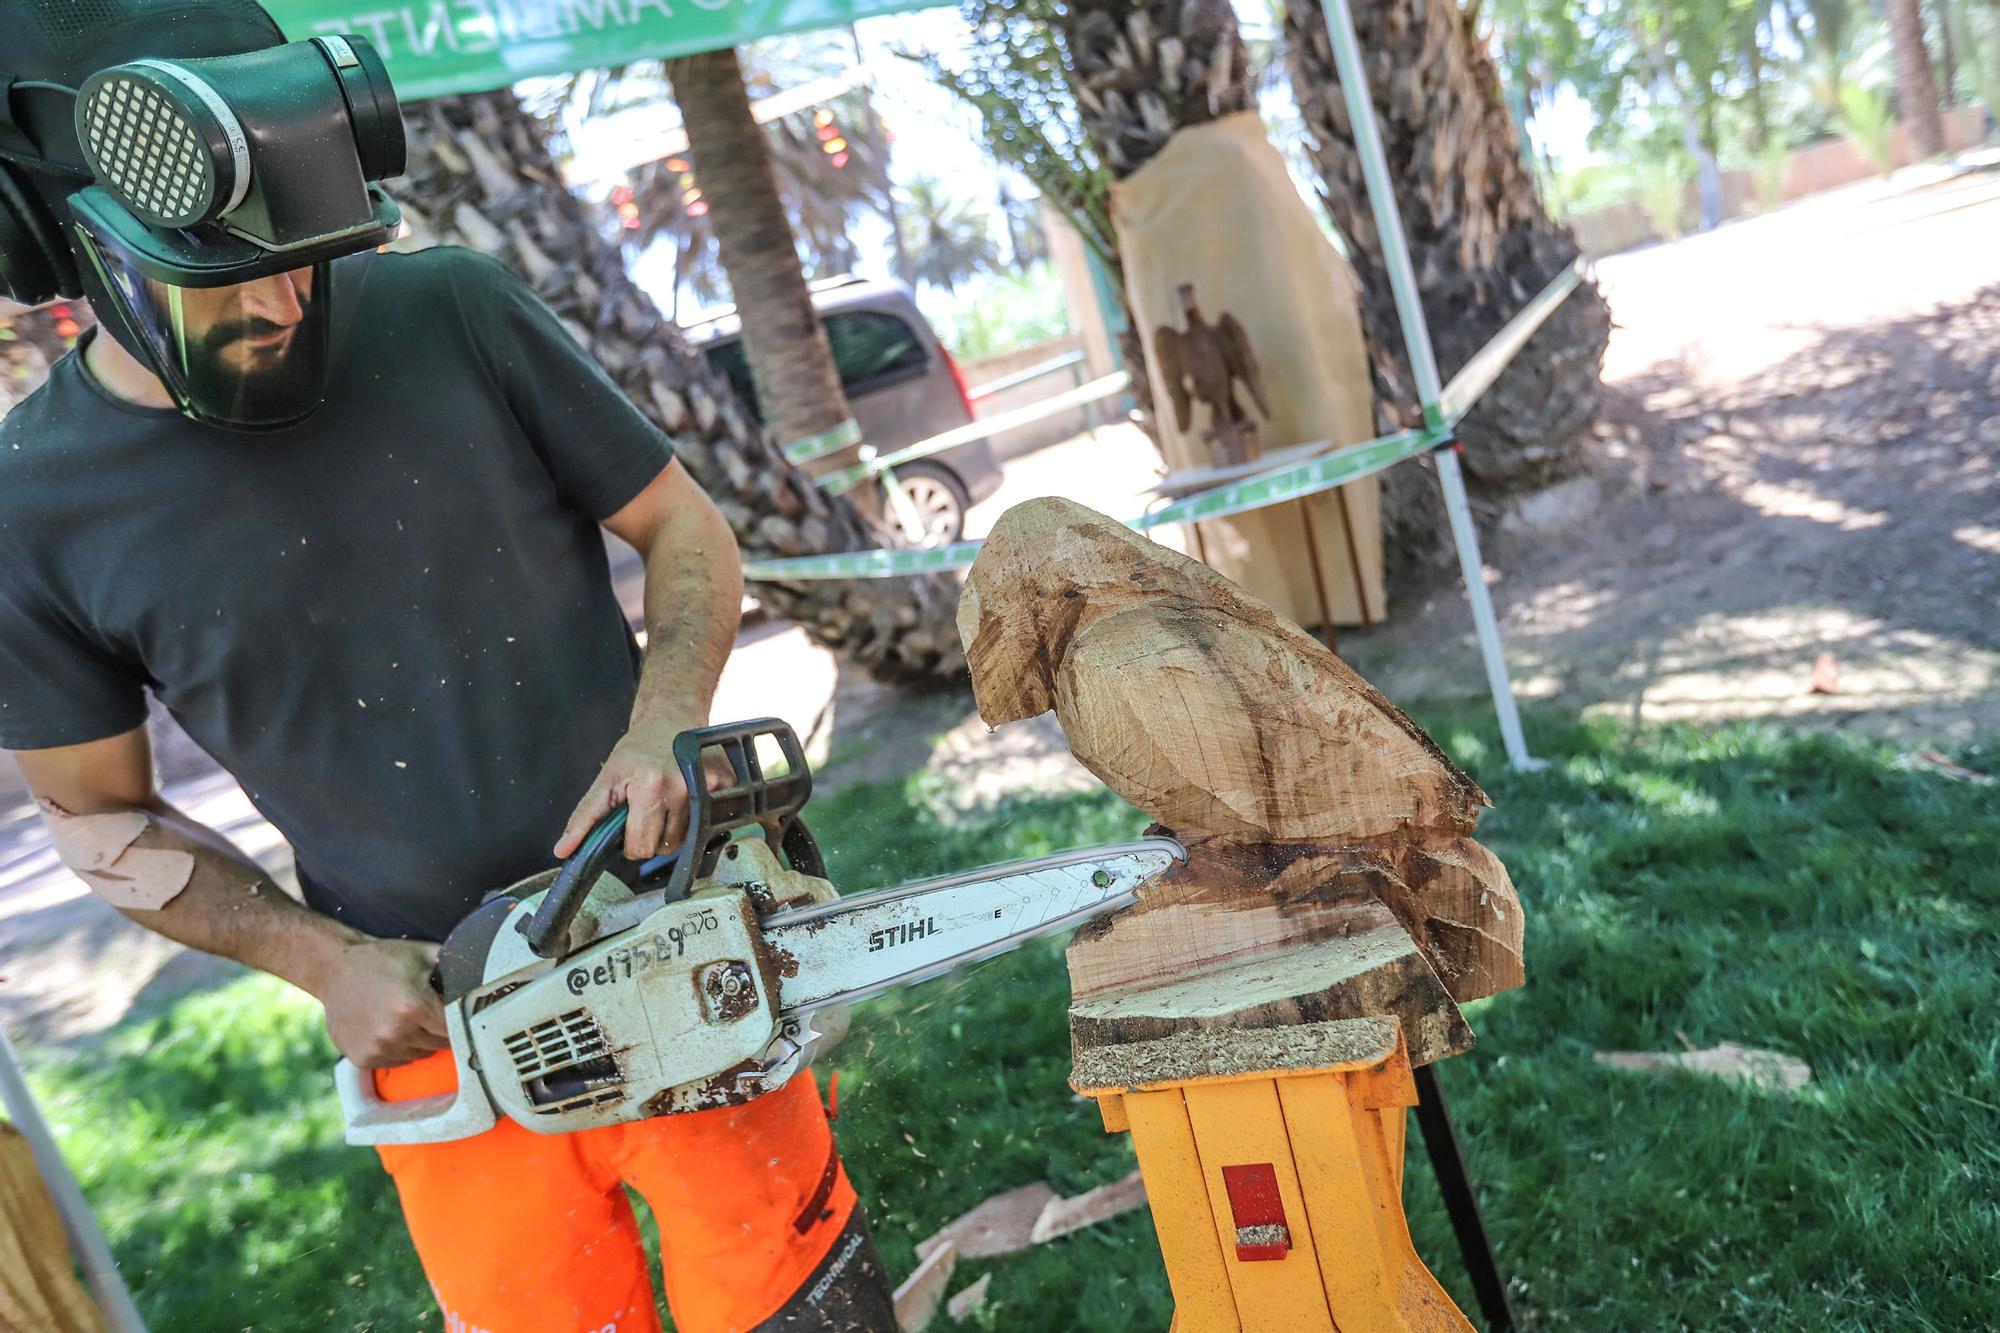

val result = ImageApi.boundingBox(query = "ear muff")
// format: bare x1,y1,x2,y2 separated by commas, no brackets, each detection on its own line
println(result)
0,159,77,305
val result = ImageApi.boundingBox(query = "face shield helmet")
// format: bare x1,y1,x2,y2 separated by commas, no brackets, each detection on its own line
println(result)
72,231,332,431
0,5,405,432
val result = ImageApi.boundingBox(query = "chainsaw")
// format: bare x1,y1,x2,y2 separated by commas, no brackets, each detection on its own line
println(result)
336,718,1183,1145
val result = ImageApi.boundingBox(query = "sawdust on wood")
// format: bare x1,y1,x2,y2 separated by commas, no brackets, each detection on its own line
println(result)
1070,1016,1399,1092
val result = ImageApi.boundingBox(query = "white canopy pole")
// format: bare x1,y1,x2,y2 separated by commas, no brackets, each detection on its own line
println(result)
1314,0,1545,770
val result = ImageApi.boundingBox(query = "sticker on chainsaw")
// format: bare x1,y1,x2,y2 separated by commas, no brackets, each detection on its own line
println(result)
566,910,720,993
868,917,938,952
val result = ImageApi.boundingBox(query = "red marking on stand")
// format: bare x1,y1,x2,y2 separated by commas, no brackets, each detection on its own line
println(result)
1221,1162,1292,1261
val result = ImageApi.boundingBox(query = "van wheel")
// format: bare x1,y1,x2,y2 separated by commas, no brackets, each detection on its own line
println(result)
887,462,971,548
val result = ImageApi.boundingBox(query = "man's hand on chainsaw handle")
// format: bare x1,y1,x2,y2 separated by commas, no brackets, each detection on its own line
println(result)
556,722,697,862
314,936,449,1069
563,459,743,863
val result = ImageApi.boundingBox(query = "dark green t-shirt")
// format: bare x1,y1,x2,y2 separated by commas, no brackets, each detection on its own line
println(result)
0,247,676,941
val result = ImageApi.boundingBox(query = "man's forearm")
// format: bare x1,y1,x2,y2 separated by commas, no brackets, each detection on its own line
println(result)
559,466,747,861
629,491,743,732
112,799,363,997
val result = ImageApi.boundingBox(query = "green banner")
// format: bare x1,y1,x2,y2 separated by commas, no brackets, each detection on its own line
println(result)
266,0,951,101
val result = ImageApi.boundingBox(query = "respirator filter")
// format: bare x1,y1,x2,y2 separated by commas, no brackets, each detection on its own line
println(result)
76,61,250,231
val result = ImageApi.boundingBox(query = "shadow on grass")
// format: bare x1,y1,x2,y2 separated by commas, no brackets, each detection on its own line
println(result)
23,709,1999,1330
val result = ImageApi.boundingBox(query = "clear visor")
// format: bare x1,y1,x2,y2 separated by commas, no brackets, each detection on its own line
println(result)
75,221,332,431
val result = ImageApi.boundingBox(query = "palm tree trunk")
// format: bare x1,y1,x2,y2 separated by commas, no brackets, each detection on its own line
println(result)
398,91,964,682
1055,0,1256,173
667,48,871,501
1886,0,1947,155
1283,0,1613,557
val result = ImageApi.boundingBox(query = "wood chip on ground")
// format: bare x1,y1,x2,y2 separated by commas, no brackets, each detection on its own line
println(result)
946,1272,992,1323
1029,1168,1148,1244
1594,1042,1813,1094
915,1182,1059,1261
893,1237,956,1333
1908,751,1995,785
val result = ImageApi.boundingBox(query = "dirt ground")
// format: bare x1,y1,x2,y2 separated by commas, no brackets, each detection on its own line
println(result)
1352,154,2000,744
4,152,1996,1045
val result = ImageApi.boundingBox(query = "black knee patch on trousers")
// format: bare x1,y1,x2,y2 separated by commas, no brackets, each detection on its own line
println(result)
755,1205,898,1331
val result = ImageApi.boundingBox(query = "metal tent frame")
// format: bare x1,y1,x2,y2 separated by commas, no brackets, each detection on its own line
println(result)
1314,0,1543,771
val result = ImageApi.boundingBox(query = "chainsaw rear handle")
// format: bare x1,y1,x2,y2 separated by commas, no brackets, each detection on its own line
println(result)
518,718,823,959
335,1007,497,1145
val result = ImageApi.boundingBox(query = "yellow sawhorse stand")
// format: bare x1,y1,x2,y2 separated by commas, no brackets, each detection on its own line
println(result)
1072,1018,1473,1333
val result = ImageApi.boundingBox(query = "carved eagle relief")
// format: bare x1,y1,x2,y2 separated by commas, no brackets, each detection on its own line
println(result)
1152,284,1271,465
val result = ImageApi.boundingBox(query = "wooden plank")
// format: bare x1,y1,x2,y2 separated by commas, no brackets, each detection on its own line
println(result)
1123,1089,1242,1331
1277,1075,1471,1332
1068,918,1473,1070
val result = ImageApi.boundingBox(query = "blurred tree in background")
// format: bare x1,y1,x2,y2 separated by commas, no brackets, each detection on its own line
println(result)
395,91,967,681
573,41,895,313
1488,0,1995,225
895,176,1002,292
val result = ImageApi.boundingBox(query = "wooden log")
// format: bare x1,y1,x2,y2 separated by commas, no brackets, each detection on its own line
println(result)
959,499,1483,843
1068,904,1475,1068
958,498,1524,1011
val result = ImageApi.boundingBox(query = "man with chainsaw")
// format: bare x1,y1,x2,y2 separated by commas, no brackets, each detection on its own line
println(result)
0,3,896,1328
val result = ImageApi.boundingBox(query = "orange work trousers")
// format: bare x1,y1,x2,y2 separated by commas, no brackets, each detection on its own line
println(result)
373,1051,857,1333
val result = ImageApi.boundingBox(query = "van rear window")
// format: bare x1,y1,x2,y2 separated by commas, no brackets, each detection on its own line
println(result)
700,309,929,424
824,311,928,390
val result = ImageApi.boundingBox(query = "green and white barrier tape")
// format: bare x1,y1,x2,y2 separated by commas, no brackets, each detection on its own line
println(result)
817,372,1132,496
744,538,987,582
744,261,1586,584
743,425,1444,582
781,418,864,466
1134,426,1440,531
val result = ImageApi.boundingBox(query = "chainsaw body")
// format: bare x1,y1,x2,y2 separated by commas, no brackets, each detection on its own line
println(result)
469,839,826,1129
338,720,834,1144
336,719,1185,1147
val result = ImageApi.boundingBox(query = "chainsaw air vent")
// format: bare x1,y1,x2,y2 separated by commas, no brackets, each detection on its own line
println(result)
504,1008,627,1114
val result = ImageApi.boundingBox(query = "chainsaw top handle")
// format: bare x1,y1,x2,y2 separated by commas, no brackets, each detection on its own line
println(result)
518,718,823,959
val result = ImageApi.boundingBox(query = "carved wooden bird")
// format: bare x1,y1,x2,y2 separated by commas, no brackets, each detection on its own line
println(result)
1152,284,1270,463
959,497,1524,1003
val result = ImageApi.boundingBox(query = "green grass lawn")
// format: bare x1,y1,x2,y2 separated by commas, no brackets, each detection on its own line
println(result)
21,712,1999,1330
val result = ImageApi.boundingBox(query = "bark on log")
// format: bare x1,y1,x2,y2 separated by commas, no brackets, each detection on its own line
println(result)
958,498,1523,1064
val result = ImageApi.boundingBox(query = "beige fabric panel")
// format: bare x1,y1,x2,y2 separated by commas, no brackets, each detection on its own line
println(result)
1111,110,1383,627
